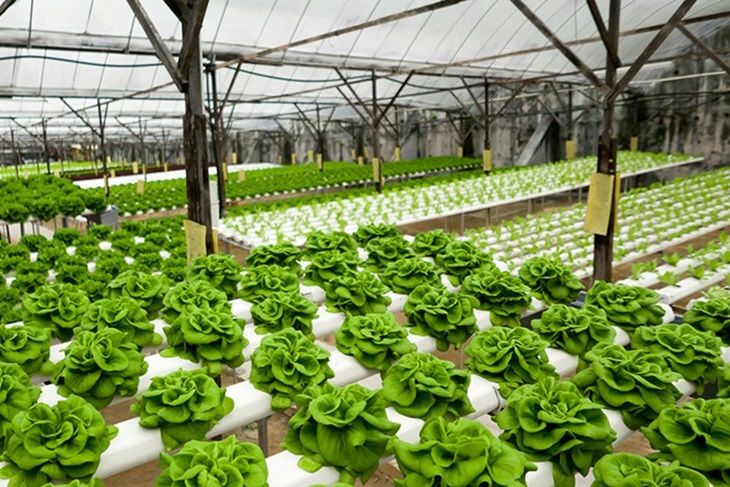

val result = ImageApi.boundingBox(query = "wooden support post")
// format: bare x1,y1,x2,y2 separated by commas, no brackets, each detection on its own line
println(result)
483,77,492,175
41,119,50,175
371,71,382,193
96,101,110,199
206,62,227,217
566,88,575,159
10,127,19,180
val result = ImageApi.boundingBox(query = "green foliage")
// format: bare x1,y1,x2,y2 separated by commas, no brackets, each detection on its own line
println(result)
363,236,414,272
0,362,41,451
518,256,584,304
302,250,361,288
592,452,709,487
353,223,400,245
530,304,615,358
108,270,169,317
250,291,318,337
323,271,391,315
378,257,441,295
161,278,230,324
335,313,415,372
302,230,358,256
246,242,301,274
462,267,532,326
22,283,90,341
188,254,243,298
584,281,665,332
54,255,90,285
411,229,455,258
683,297,730,344
0,323,52,374
239,265,299,303
434,240,493,285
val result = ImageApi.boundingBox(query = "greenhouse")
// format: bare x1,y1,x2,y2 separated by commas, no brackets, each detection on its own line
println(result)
0,1,728,486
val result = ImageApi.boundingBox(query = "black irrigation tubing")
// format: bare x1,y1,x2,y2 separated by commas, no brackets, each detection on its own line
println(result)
224,65,372,84
0,54,161,68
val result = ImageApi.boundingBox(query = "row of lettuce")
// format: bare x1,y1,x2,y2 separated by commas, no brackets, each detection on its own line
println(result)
0,218,729,486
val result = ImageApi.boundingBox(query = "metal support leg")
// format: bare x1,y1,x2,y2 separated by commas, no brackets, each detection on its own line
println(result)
258,418,269,455
460,213,465,234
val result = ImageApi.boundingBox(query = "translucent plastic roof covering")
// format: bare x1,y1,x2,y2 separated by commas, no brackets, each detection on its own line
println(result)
0,0,725,139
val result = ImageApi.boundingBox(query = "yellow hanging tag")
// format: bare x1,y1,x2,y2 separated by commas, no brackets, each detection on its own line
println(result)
132,162,139,174
237,170,246,182
394,147,401,161
584,173,615,235
630,136,638,152
136,178,145,195
184,220,208,265
457,146,463,158
482,149,492,172
316,153,323,171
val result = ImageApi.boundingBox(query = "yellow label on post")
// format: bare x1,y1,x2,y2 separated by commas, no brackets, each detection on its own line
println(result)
211,229,219,254
351,149,356,160
106,156,111,164
223,163,228,181
132,162,139,174
372,157,381,183
630,136,638,152
237,170,246,182
110,169,116,178
482,149,492,172
136,178,145,195
394,147,401,162
457,146,463,158
184,220,208,265
613,173,621,230
584,173,615,236
52,169,60,178
231,152,238,164
364,147,370,159
307,149,314,163
277,155,282,164
142,164,146,175
316,153,323,171
290,153,297,165
357,156,364,166
566,140,577,160
163,162,169,172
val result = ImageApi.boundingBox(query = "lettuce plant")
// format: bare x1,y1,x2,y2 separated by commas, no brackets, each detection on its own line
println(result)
80,296,161,348
411,229,455,257
0,245,29,273
94,250,129,276
19,235,48,253
302,250,361,288
643,398,730,485
353,223,400,245
250,291,318,337
0,362,41,450
40,479,105,487
246,242,301,274
495,377,616,487
363,236,414,272
0,395,118,486
404,283,478,351
162,279,230,324
572,343,681,430
303,230,358,256
683,297,730,344
108,270,168,317
434,240,494,285
53,328,148,409
188,254,243,298
157,435,268,487
0,287,22,325
250,329,333,411
591,452,710,487
378,257,441,295
465,326,557,397
530,304,615,358
239,265,299,303
382,351,473,420
55,255,90,285
720,364,730,399
632,323,723,386
392,416,535,487
160,256,187,283
162,307,246,376
22,283,90,341
335,313,416,372
11,262,49,294
584,281,664,332
36,239,66,267
518,256,584,304
0,323,52,374
323,271,391,315
462,267,532,326
283,383,399,483
131,368,234,450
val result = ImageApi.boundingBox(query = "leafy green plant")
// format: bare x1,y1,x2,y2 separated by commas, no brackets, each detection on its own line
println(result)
683,297,730,344
392,416,535,487
323,270,391,315
572,343,681,430
250,329,333,411
54,255,90,285
80,296,161,348
643,398,730,486
363,236,414,272
18,235,48,252
0,395,118,487
335,313,415,372
302,250,361,288
382,351,473,420
0,323,52,374
690,266,707,280
658,271,679,286
662,252,682,266
156,435,268,487
353,223,400,245
161,278,230,324
434,240,494,285
462,267,532,326
41,479,105,487
22,283,90,341
162,307,246,376
10,261,49,294
187,254,243,298
239,265,300,303
303,230,358,256
246,242,301,274
36,239,66,267
131,368,234,450
495,377,616,487
0,287,22,325
518,256,584,304
283,383,399,483
0,362,41,451
530,304,615,358
250,291,319,337
0,245,29,273
53,228,81,246
465,326,557,396
584,281,665,332
378,257,441,294
404,283,478,351
108,270,168,317
411,229,455,258
53,328,148,409
591,452,710,487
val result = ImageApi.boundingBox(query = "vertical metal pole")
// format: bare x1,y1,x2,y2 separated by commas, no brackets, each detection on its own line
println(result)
483,77,491,175
207,62,227,216
10,127,19,180
97,102,110,199
372,70,382,193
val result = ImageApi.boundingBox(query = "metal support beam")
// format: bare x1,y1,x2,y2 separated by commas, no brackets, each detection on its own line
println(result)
0,0,17,18
586,0,622,67
97,100,110,199
372,71,382,193
676,23,730,76
376,71,414,126
59,98,101,138
41,119,50,175
483,77,490,153
206,62,227,217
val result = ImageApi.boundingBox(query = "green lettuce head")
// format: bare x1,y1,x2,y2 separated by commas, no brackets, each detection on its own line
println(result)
246,242,301,275
323,271,392,315
465,326,557,397
239,265,300,303
0,395,118,486
462,267,532,326
0,362,41,451
161,279,230,324
162,307,247,376
518,256,584,304
335,312,416,372
643,398,730,485
404,283,478,351
250,328,333,411
393,416,535,487
108,270,169,318
584,281,664,331
79,296,161,348
303,230,358,256
156,435,268,487
250,291,319,337
530,304,615,358
188,254,244,298
22,282,90,341
411,229,455,258
363,236,414,272
382,351,474,420
41,479,105,487
495,377,616,487
378,257,441,295
592,452,710,487
283,383,399,484
720,364,730,399
683,297,730,344
53,328,148,409
131,368,234,450
302,250,361,288
572,343,681,430
434,240,493,286
0,323,52,374
353,223,400,245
